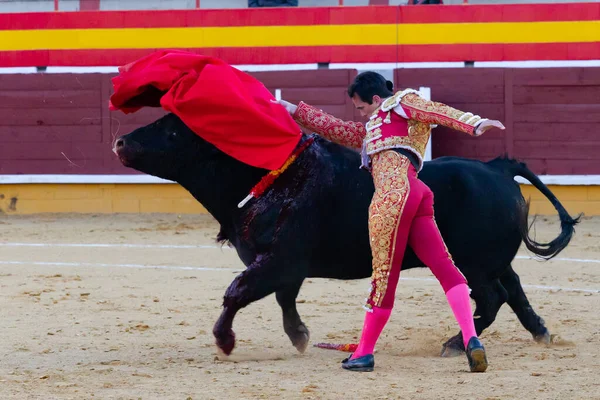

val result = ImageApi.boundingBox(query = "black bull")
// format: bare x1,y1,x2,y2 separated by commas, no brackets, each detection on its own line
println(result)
115,113,580,357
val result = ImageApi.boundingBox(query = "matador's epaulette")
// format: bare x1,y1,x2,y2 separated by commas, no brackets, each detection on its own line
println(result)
380,88,421,112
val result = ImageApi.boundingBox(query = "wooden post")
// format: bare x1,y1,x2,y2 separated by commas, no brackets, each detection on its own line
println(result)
504,70,514,158
420,87,434,161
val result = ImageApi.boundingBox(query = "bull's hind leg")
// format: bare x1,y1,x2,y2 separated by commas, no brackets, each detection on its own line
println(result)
442,280,508,357
213,254,285,355
276,280,309,353
500,265,550,344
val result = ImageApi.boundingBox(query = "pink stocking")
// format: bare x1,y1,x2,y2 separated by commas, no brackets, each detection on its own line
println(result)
446,283,478,348
351,306,392,359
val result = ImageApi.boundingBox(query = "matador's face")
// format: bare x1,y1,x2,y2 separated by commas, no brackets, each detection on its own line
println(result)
351,94,383,117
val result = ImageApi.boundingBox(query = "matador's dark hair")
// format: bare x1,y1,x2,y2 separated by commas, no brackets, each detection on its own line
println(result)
347,71,394,104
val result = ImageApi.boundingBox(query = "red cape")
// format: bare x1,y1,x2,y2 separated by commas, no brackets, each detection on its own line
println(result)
109,50,301,170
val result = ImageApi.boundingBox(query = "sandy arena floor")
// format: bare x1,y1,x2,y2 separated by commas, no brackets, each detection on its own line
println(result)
0,213,599,400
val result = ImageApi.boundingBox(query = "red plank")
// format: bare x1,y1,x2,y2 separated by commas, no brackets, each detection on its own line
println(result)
434,127,506,142
0,108,101,126
101,75,113,169
0,90,100,109
543,159,600,175
514,104,600,123
513,68,600,86
250,70,355,89
0,160,111,174
0,126,102,143
264,88,348,106
0,142,98,160
513,86,600,105
396,68,505,85
434,138,505,159
443,103,505,121
460,158,600,175
68,142,114,161
513,123,600,142
0,74,102,90
108,109,168,127
513,141,600,160
521,158,547,175
526,159,599,175
403,84,504,105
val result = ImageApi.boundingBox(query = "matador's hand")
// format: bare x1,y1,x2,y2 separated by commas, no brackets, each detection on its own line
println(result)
271,99,298,116
475,120,505,136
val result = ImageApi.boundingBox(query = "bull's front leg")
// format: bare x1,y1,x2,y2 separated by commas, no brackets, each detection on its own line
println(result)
213,254,280,355
276,280,309,353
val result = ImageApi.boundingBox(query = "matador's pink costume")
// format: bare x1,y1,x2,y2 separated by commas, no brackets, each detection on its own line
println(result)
293,89,489,371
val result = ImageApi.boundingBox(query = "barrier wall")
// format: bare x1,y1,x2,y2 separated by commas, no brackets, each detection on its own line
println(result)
2,68,599,176
1,66,599,215
0,70,357,175
396,67,600,175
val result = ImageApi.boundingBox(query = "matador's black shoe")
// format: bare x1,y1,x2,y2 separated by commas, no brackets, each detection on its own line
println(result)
466,337,488,372
341,353,374,372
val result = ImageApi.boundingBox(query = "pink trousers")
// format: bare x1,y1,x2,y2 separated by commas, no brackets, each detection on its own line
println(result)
365,150,467,311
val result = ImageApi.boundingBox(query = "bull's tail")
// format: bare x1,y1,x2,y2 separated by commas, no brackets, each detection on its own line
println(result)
491,157,582,260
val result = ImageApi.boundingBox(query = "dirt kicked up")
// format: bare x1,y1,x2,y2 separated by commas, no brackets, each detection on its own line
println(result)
0,213,599,400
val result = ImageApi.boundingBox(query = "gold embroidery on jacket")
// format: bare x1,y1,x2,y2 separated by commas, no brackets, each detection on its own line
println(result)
293,102,365,149
400,93,480,135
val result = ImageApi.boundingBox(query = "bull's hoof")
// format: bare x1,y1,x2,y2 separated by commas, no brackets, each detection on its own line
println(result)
288,323,310,353
441,336,465,358
534,330,551,345
441,345,464,358
215,329,236,356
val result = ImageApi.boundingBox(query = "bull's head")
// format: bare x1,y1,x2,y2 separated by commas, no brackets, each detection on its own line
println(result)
114,113,221,182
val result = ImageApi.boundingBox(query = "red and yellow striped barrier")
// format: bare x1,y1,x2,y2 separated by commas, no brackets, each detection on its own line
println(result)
1,3,599,66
